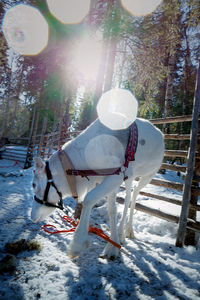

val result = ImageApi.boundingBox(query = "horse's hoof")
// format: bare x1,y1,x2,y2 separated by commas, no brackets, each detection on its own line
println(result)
67,252,79,259
102,243,120,260
68,239,89,258
118,232,126,244
126,227,135,239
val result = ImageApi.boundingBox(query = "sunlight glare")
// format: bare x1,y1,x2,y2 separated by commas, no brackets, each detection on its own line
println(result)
47,0,90,24
84,135,124,172
97,89,138,130
121,0,162,16
2,4,49,55
71,35,102,83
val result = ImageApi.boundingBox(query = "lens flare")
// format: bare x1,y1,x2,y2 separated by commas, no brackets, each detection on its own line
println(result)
47,0,90,24
84,135,124,171
2,4,49,55
97,89,138,130
121,0,162,16
12,28,25,43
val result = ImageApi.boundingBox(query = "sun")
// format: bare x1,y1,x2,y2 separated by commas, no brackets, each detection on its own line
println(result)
70,34,102,84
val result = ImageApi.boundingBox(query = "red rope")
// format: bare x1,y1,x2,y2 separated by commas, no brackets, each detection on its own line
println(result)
41,215,121,249
42,224,76,234
0,160,23,169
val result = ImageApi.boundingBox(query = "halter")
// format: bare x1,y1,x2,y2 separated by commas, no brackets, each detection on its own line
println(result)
34,161,64,210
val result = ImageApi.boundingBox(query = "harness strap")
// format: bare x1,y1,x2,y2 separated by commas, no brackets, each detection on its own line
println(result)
34,161,64,210
63,122,138,179
58,150,78,200
34,196,63,209
124,121,138,168
45,161,63,200
66,167,122,177
57,122,138,201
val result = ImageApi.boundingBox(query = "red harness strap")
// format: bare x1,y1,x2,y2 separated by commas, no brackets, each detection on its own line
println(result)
66,167,122,178
66,122,138,178
124,121,138,168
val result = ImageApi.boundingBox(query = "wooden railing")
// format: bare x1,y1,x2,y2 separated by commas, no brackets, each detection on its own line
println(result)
4,115,200,246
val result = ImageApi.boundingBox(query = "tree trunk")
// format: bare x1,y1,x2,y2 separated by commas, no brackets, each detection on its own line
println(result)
92,0,118,120
1,63,13,136
8,61,25,137
93,37,108,107
104,35,117,92
164,49,175,118
118,40,127,88
163,48,175,153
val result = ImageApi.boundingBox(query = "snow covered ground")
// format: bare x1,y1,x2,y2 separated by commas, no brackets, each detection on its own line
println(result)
0,158,200,300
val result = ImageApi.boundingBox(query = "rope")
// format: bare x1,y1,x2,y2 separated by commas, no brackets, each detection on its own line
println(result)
0,160,23,169
41,215,121,249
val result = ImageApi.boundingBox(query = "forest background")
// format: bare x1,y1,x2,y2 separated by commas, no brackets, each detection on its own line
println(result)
0,0,199,144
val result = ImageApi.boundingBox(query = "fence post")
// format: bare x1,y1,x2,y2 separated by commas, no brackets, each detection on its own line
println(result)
176,60,200,247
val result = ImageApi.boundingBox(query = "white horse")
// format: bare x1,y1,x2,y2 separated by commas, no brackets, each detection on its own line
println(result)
31,118,164,259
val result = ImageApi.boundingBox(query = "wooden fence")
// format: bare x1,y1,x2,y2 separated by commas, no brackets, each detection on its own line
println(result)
135,63,200,247
137,115,200,246
2,114,200,247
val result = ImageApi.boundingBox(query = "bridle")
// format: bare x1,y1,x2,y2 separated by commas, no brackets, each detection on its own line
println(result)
34,161,64,210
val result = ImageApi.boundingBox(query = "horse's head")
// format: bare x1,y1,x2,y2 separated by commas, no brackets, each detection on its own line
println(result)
31,157,63,222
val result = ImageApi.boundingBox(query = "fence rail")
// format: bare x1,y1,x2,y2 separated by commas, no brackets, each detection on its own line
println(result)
150,115,200,124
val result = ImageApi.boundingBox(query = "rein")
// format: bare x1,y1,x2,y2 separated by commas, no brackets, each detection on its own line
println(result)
42,215,121,249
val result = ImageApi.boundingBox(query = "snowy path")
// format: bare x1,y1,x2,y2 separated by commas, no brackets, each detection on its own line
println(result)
0,159,200,300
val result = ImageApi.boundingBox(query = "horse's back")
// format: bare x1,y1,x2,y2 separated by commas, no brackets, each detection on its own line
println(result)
65,118,163,172
65,119,130,169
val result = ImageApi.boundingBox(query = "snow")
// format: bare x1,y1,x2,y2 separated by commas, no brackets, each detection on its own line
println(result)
0,158,200,300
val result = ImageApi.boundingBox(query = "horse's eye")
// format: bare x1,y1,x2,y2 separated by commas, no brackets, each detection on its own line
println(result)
32,183,36,189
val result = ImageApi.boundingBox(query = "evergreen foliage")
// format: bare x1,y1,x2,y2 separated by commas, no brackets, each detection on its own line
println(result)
0,0,199,138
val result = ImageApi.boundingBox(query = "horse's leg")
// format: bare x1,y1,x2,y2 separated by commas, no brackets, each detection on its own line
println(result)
68,173,124,258
118,178,133,244
102,190,120,259
126,170,158,239
74,177,93,219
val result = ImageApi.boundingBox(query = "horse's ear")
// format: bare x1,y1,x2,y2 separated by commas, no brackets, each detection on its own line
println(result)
34,157,45,173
